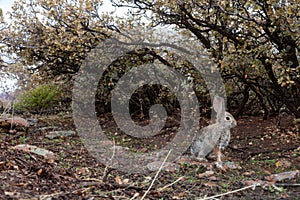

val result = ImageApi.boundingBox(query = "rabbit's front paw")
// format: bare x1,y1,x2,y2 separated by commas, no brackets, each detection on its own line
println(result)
215,161,227,172
189,155,208,163
195,156,208,162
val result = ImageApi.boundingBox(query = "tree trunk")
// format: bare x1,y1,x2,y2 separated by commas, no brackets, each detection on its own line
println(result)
262,59,300,118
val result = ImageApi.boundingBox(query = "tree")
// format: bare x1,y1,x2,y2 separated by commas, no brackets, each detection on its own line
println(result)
113,0,300,118
2,0,212,115
0,7,5,68
3,0,300,118
2,0,119,77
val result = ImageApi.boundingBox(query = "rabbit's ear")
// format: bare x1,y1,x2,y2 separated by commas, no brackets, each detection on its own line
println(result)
213,96,225,117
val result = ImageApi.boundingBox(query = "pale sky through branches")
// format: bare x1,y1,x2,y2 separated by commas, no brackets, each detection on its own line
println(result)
0,1,16,93
1,0,127,19
0,0,127,93
0,0,14,18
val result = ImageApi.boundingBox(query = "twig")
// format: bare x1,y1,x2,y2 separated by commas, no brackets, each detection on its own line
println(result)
228,146,247,153
82,178,103,182
1,100,12,116
10,101,14,130
39,192,64,200
129,192,140,200
275,183,300,187
196,183,260,200
247,146,299,158
102,138,116,182
72,187,90,194
157,176,184,192
140,149,172,200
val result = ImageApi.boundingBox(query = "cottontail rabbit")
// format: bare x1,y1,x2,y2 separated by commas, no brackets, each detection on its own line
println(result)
189,95,237,163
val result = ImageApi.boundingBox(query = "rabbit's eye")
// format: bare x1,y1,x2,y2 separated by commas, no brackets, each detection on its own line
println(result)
225,116,231,121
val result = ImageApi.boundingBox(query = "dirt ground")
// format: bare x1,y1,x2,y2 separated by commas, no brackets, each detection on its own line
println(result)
0,112,299,199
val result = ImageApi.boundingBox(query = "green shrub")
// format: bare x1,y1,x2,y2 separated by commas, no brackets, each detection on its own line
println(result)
16,84,61,112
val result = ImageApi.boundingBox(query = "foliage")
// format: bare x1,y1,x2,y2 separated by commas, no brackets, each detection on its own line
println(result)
1,0,299,117
113,0,300,118
2,0,119,77
95,47,211,115
0,8,5,69
15,84,61,112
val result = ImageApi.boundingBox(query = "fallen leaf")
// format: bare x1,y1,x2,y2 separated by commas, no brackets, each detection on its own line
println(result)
243,171,255,176
275,159,292,168
263,170,272,175
203,182,219,187
115,175,123,185
178,192,185,197
122,178,130,184
113,176,129,185
47,159,55,164
76,167,90,176
280,193,290,198
208,176,220,181
4,191,24,199
37,168,43,176
140,147,148,152
198,170,214,178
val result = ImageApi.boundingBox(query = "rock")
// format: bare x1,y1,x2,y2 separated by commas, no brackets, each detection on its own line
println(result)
0,116,29,128
223,161,241,170
265,170,299,182
26,118,39,126
13,144,57,160
147,161,180,172
45,130,76,139
38,126,59,131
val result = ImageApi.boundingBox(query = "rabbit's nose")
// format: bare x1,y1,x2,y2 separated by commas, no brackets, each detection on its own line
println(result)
232,120,237,127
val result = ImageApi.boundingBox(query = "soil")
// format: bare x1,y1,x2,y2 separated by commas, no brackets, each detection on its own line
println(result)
0,112,299,199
